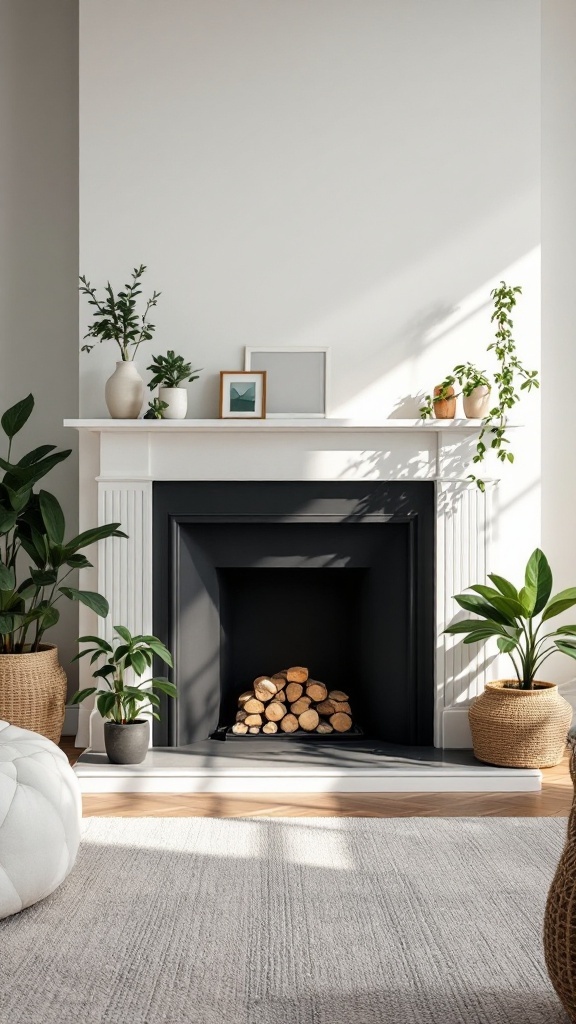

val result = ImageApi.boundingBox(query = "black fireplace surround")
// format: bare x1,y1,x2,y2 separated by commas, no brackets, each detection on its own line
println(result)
152,481,435,747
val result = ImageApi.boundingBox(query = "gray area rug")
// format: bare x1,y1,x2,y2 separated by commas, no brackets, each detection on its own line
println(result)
0,817,570,1024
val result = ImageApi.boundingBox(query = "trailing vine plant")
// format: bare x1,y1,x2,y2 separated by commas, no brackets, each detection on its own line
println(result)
420,282,539,491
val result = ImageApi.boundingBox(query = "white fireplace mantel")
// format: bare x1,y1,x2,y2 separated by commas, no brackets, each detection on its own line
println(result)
66,417,514,753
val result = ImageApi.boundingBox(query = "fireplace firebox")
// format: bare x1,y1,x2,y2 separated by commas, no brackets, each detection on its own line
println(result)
152,481,434,747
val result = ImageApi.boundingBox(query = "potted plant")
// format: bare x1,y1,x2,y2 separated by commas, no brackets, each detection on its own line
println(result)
146,350,201,420
445,548,574,768
71,626,176,764
0,395,126,742
420,282,539,490
79,264,161,419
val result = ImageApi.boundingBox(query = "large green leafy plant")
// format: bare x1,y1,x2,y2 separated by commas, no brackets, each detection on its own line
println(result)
71,626,176,723
147,350,201,389
0,395,126,653
79,264,160,361
445,549,576,690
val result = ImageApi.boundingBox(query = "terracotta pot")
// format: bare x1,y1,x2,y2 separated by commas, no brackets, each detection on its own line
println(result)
0,644,67,743
544,741,576,1020
433,385,456,419
468,680,572,768
463,385,491,419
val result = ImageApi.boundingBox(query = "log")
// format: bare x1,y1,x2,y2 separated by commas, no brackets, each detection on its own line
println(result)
285,681,304,703
272,670,288,684
316,722,334,734
298,708,320,732
262,721,278,734
332,701,351,714
243,697,265,714
306,680,328,703
330,712,353,733
235,710,248,722
290,697,311,716
244,713,263,727
238,690,254,706
279,713,299,733
275,688,287,702
265,701,287,722
231,722,248,735
254,676,277,702
316,700,336,716
248,726,261,734
328,690,349,702
286,666,309,684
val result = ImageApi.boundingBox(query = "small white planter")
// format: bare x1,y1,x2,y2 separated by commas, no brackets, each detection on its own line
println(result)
463,385,491,419
159,386,188,419
105,361,145,419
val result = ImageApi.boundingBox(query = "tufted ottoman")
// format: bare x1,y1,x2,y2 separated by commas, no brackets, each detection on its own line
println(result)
0,719,81,919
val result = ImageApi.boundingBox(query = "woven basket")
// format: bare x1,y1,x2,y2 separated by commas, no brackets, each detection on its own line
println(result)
0,645,67,744
544,744,576,1021
468,680,572,768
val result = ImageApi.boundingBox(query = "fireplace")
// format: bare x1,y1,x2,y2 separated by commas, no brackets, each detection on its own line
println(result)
152,481,435,747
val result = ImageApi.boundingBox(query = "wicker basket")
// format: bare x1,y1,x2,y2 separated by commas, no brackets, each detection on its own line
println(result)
468,680,572,768
0,645,67,744
544,744,576,1021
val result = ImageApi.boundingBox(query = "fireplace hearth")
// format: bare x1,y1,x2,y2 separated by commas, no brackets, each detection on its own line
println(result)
152,481,435,748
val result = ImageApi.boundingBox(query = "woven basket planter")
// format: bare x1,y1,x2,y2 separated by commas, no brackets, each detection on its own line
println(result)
544,745,576,1021
0,645,67,744
468,680,571,768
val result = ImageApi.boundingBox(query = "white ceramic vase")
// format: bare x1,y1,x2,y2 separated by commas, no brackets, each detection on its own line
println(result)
159,386,188,419
105,361,145,419
463,385,491,419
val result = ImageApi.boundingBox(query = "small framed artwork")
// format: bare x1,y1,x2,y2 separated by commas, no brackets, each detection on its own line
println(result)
244,347,329,417
219,370,267,419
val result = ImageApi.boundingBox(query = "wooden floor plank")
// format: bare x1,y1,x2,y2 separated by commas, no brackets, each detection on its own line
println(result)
59,737,574,818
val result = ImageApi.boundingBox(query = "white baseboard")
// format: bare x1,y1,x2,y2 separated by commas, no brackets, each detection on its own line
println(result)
441,708,473,748
62,704,79,738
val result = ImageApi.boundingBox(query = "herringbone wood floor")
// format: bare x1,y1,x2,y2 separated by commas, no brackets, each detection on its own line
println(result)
59,737,573,818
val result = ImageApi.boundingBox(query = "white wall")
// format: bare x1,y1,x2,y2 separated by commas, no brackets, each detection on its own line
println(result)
0,1,79,694
542,0,576,687
79,1,541,616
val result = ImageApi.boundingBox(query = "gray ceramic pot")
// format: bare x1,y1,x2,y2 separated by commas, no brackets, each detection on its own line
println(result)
104,719,149,764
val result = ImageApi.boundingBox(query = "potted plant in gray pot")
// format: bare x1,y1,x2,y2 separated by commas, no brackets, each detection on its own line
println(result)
71,626,176,764
445,548,575,768
146,350,201,419
0,394,126,743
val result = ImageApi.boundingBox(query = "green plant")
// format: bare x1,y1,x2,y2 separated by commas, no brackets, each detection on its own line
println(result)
419,282,539,490
144,398,169,420
0,395,126,653
147,350,201,389
445,548,576,690
419,375,456,418
79,264,161,361
71,626,176,723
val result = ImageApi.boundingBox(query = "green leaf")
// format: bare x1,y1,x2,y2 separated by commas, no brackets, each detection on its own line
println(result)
78,635,113,651
130,650,147,676
0,509,17,535
65,554,92,569
17,444,56,467
64,523,127,554
468,585,524,620
70,687,97,705
113,625,132,644
542,588,576,622
142,639,173,666
520,548,553,616
151,678,177,698
555,640,576,661
39,490,65,545
497,636,518,653
96,691,117,718
454,593,515,626
93,664,116,679
0,563,15,591
30,568,58,586
1,394,34,439
58,587,109,617
0,613,17,633
487,574,520,602
462,628,505,644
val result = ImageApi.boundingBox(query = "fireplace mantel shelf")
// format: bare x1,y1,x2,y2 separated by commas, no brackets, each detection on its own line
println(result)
64,418,520,434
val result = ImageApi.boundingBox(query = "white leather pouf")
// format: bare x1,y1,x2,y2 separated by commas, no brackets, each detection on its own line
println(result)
0,719,81,919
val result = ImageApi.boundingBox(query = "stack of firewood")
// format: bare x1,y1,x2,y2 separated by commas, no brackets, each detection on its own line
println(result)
231,666,353,736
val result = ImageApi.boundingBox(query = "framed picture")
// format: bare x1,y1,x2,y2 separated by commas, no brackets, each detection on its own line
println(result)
244,347,329,417
219,371,267,419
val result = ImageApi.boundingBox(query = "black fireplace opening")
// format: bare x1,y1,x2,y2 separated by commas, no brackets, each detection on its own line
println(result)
152,481,435,748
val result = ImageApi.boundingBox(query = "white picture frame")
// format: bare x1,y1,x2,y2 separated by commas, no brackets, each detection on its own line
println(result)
244,347,330,418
